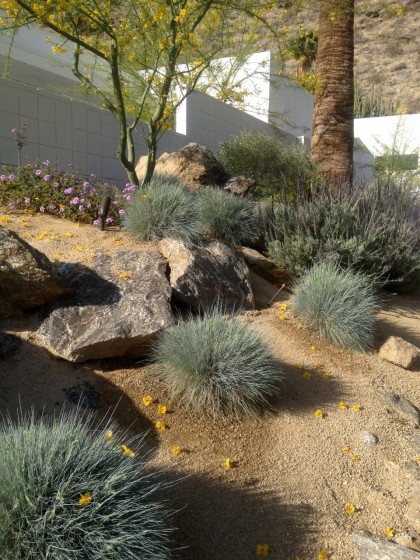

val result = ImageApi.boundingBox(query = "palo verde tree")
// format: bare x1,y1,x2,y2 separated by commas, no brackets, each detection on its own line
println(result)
1,0,277,186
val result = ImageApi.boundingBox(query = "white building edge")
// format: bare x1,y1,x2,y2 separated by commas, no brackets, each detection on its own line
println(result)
0,23,418,186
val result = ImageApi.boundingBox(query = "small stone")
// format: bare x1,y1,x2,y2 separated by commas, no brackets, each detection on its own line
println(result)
361,431,379,445
379,336,420,369
378,390,420,428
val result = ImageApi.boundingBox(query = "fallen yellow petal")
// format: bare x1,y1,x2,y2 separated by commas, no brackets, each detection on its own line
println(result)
385,527,394,538
119,272,130,280
310,345,317,351
339,402,348,410
172,445,182,456
79,492,92,505
225,458,232,469
317,549,330,560
256,543,269,556
345,502,356,516
322,373,331,380
158,405,167,415
121,444,135,457
155,421,166,430
143,395,153,406
279,315,286,321
342,446,351,453
104,429,113,442
314,409,326,419
303,371,311,380
353,404,362,412
351,454,360,462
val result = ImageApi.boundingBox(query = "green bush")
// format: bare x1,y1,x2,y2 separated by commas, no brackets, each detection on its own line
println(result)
150,304,282,417
122,174,201,243
266,180,420,290
196,186,258,245
0,409,173,560
218,130,313,201
292,262,379,351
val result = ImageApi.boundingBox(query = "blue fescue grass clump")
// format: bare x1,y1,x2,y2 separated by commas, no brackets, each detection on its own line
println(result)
292,262,380,351
0,408,173,560
150,305,283,417
196,187,258,246
122,174,202,243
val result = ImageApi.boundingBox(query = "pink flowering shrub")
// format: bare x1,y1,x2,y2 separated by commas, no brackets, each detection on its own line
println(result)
0,161,137,225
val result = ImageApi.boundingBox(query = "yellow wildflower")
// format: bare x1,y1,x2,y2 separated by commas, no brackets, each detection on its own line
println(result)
310,345,317,351
142,395,153,406
256,543,269,556
345,503,356,516
342,446,351,453
65,232,72,238
104,430,113,442
121,444,135,457
339,402,348,410
155,421,166,430
353,404,362,412
317,549,330,560
279,315,286,321
79,492,92,505
119,272,130,281
172,445,182,456
314,409,325,419
158,405,167,415
224,458,232,469
385,527,394,538
351,454,360,462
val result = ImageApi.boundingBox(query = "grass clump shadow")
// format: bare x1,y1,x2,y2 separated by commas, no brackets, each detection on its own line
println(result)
0,407,174,560
122,174,202,244
292,261,380,351
149,304,283,418
196,187,258,246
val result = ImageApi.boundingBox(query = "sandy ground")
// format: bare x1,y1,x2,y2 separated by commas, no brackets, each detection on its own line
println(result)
1,211,419,560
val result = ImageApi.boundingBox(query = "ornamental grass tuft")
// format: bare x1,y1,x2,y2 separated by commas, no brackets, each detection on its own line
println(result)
196,186,258,246
291,262,379,351
122,174,201,243
150,304,283,417
0,408,173,560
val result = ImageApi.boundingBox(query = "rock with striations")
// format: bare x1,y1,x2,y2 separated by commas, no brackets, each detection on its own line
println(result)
224,175,256,196
136,143,229,191
159,237,254,310
0,226,73,319
37,251,173,362
379,335,420,369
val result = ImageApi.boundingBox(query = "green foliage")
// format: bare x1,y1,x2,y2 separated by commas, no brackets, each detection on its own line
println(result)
218,130,313,202
354,82,403,118
122,174,202,243
196,187,258,245
292,262,379,351
0,161,125,225
0,408,173,560
266,180,420,290
150,304,282,417
285,29,318,69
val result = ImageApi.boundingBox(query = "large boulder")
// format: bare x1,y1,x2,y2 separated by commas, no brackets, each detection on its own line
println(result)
37,251,173,362
0,226,73,319
136,143,229,191
159,238,254,310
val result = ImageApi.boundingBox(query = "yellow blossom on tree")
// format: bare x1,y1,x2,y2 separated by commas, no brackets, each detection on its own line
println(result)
256,543,269,556
121,444,135,457
79,492,92,505
143,395,153,406
345,502,356,516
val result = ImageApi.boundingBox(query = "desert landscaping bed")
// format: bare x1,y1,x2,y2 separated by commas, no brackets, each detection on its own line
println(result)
0,211,419,559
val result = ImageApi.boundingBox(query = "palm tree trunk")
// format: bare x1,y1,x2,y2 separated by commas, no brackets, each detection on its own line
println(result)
311,0,354,184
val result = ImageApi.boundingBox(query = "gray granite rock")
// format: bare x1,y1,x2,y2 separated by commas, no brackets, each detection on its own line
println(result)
38,251,173,362
0,226,73,318
159,237,254,310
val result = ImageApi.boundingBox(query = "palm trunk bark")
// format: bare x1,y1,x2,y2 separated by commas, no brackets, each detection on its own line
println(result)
311,0,355,184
